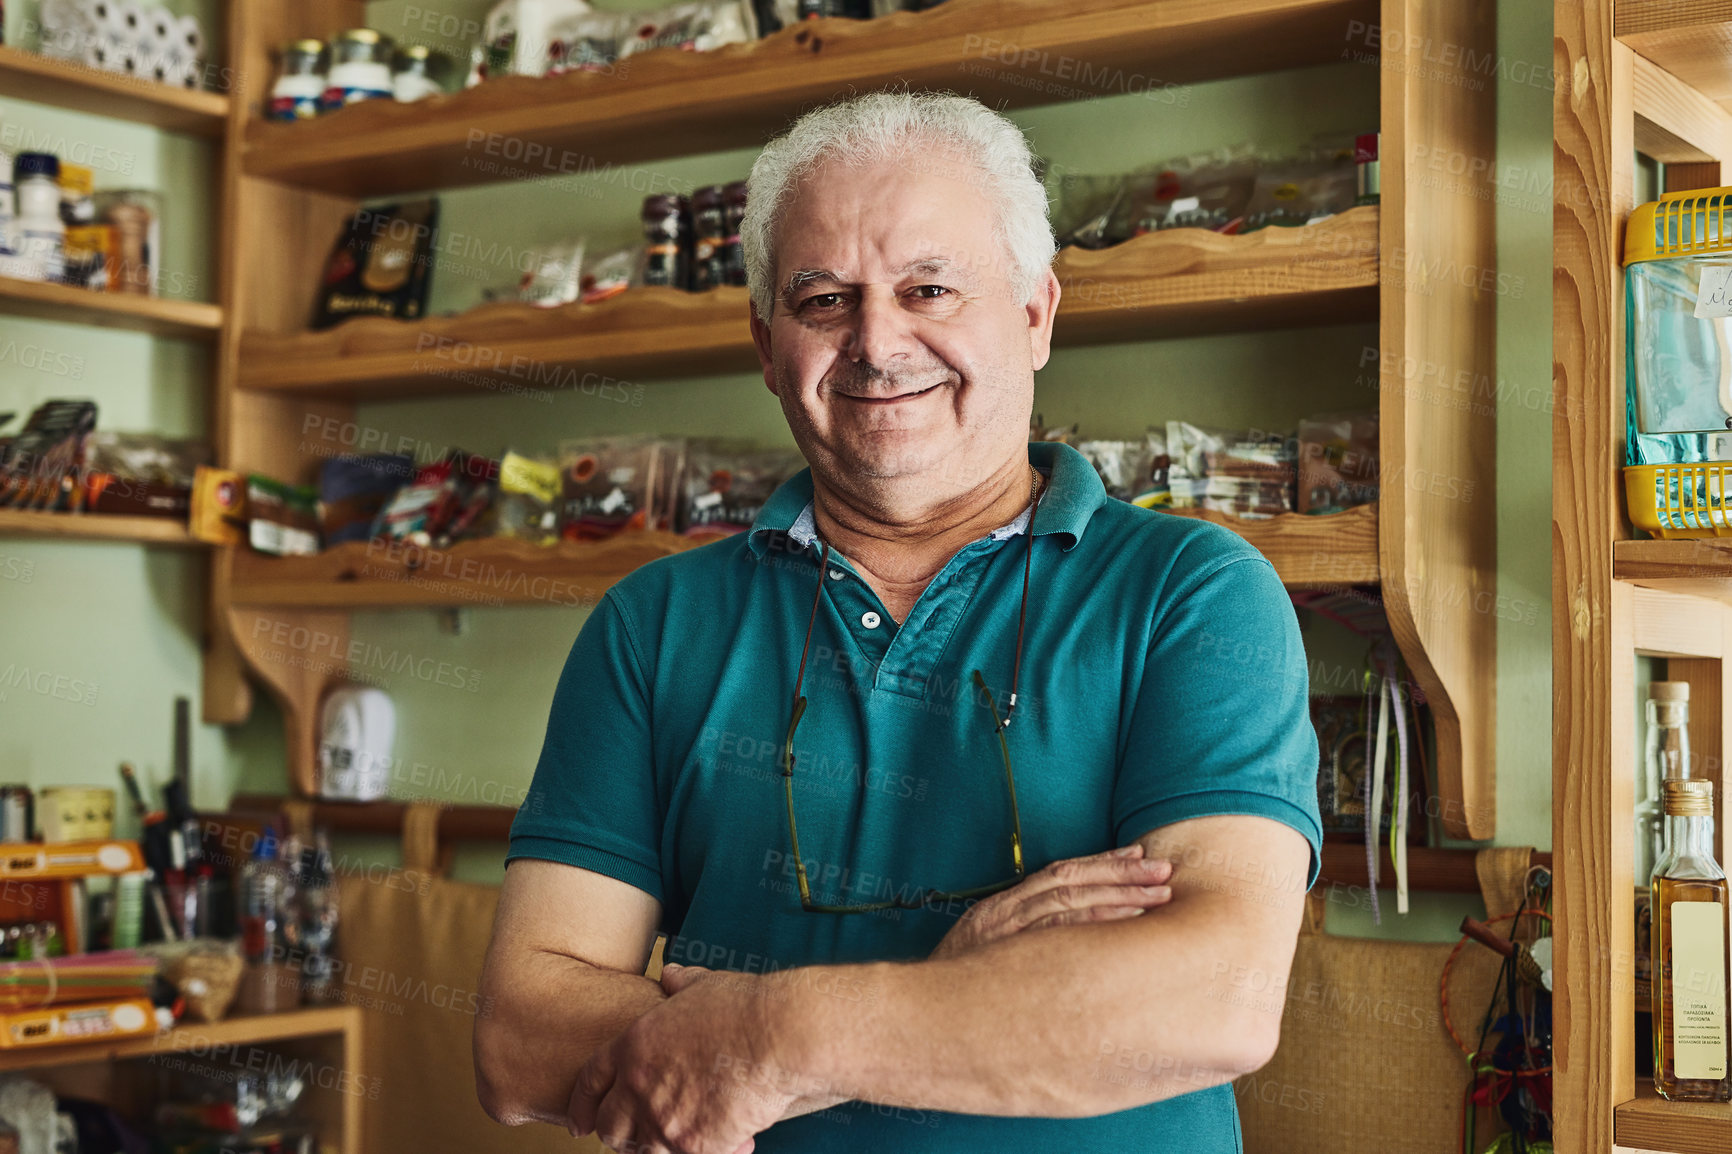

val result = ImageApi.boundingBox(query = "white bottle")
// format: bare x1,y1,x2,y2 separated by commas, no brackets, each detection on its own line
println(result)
14,153,66,283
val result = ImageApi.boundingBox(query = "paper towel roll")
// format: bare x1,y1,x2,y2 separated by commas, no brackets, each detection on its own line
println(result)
147,5,175,45
86,0,126,36
174,13,204,59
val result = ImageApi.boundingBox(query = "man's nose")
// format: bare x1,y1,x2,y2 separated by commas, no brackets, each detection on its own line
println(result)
845,286,919,367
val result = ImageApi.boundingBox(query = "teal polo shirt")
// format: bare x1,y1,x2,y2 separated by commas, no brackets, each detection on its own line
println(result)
510,440,1322,1153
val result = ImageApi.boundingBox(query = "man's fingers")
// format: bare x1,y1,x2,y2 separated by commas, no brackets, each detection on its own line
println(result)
567,1043,617,1136
1006,882,1173,931
1024,904,1151,932
661,962,712,995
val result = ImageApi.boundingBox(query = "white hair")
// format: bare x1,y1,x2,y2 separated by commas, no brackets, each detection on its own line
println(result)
741,90,1055,322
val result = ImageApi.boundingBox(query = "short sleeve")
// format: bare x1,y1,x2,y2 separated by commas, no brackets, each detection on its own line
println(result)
1114,553,1323,888
508,590,665,903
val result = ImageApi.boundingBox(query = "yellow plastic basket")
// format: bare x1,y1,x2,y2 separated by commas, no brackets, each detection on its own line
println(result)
1623,463,1732,537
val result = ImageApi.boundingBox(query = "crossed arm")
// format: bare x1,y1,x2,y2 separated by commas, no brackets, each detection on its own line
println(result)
475,813,1312,1149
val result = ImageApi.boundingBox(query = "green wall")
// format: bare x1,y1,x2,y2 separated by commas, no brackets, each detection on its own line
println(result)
0,1,1553,942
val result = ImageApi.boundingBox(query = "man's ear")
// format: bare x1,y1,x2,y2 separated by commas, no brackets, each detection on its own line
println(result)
749,303,777,396
1026,267,1061,372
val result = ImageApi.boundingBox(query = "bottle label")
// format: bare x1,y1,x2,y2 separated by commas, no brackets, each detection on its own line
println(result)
1671,901,1729,1079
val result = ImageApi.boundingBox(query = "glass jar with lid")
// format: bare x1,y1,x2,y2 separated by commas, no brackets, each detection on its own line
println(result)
1623,188,1732,536
269,40,328,121
320,29,396,112
393,45,454,103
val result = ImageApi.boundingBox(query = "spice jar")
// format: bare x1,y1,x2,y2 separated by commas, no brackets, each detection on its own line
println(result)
393,45,453,103
641,194,689,290
690,186,727,292
722,181,748,287
321,29,395,112
14,153,65,283
269,39,328,121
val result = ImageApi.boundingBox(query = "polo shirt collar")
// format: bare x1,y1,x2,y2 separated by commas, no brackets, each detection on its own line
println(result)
746,440,1105,557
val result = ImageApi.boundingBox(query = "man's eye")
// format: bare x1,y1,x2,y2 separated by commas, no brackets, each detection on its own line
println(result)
799,293,844,311
910,285,951,299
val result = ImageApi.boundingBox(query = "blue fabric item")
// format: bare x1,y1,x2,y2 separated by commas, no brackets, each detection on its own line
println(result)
510,440,1322,1153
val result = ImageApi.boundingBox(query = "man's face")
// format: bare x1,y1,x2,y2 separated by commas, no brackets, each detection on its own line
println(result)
750,149,1058,495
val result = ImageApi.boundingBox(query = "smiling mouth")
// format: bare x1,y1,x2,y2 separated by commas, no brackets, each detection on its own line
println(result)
838,382,944,405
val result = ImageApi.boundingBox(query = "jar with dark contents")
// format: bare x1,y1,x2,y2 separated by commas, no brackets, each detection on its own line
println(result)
798,0,873,17
690,186,727,292
641,194,689,290
722,181,748,287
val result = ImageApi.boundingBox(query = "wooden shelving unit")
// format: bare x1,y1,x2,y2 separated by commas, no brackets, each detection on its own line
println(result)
1,1006,362,1152
0,509,206,547
212,0,1499,832
0,275,221,339
224,503,1379,610
235,207,1380,398
0,44,229,136
1554,2,1732,1150
242,0,1378,197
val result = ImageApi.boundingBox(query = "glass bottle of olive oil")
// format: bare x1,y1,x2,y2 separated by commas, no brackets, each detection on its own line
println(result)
1652,778,1731,1101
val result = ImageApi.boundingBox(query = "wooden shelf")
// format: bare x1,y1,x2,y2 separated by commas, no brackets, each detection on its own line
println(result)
236,208,1380,399
0,1006,358,1074
1162,502,1379,588
1616,537,1732,608
0,510,206,547
1617,2,1732,111
227,531,705,609
0,45,228,136
0,276,222,340
241,0,1378,196
1615,1086,1732,1154
225,504,1378,610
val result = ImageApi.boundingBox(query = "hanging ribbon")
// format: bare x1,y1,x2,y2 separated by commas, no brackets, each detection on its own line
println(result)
1390,663,1412,914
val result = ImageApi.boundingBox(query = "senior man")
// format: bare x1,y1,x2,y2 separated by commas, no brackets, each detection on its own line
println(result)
476,90,1321,1154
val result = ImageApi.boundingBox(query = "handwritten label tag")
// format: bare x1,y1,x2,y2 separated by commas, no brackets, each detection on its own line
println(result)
1694,265,1732,318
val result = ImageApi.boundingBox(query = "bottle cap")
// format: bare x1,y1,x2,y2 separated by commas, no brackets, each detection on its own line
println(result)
1650,681,1690,702
1663,778,1714,817
14,153,59,179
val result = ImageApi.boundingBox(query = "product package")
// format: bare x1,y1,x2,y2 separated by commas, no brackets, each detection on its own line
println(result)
517,239,586,306
370,451,497,547
1241,139,1358,232
557,435,681,540
677,441,805,537
81,431,208,518
1167,421,1296,518
0,399,97,511
247,476,320,556
617,2,754,59
1297,411,1379,514
476,0,594,79
546,8,628,73
318,453,416,545
189,465,246,545
494,451,561,543
579,246,636,303
1074,430,1169,508
312,200,439,330
93,189,160,295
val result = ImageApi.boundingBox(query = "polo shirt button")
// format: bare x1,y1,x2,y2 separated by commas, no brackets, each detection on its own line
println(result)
861,611,882,629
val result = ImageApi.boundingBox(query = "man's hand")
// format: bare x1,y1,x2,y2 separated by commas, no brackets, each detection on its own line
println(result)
928,843,1173,961
568,965,806,1154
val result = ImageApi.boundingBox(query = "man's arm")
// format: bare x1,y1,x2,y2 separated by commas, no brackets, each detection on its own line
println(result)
767,814,1311,1117
474,859,667,1126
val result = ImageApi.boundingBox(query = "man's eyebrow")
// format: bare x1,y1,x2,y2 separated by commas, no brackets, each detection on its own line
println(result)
780,257,971,297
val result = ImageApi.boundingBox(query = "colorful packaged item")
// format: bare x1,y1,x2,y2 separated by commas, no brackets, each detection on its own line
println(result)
312,199,439,329
579,247,635,303
1168,421,1295,519
617,2,755,59
318,453,415,545
246,475,320,556
82,431,207,518
558,436,680,540
518,239,586,307
546,8,627,73
370,451,496,547
494,452,561,543
478,0,594,79
93,189,160,295
189,465,246,545
1075,431,1168,508
677,441,804,537
1297,412,1379,514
